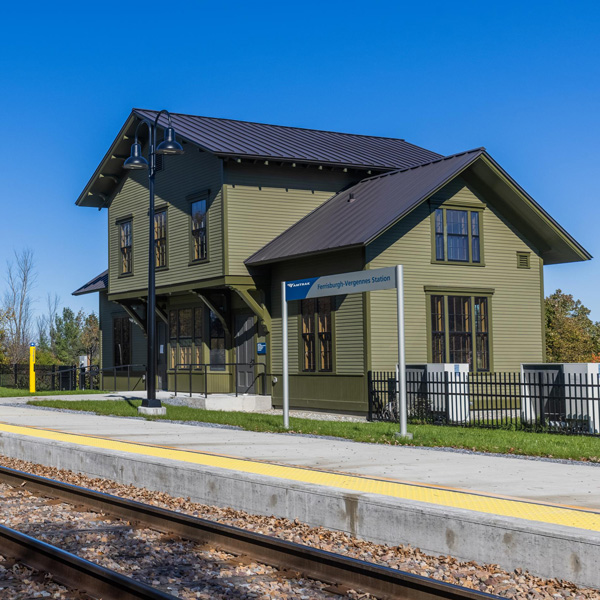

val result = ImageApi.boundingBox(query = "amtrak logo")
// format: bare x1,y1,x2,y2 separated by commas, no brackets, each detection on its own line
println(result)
287,281,311,288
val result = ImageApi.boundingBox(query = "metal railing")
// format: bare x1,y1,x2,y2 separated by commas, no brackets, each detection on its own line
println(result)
173,362,267,398
100,364,147,392
368,370,600,436
34,364,100,392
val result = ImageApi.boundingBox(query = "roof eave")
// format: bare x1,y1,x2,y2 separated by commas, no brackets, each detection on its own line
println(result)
246,243,365,267
478,155,592,263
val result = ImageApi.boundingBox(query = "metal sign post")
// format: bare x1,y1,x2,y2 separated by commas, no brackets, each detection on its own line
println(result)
281,265,410,437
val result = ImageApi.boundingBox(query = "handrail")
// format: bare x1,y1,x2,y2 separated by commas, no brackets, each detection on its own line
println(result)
99,364,146,393
173,362,267,398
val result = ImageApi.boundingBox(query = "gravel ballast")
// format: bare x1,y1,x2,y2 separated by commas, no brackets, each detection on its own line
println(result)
0,455,598,599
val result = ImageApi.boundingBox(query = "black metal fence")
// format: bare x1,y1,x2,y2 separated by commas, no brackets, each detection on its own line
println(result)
0,364,100,392
368,369,600,436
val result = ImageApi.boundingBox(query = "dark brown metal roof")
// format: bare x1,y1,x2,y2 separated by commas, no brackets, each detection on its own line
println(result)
72,270,108,296
246,148,592,266
246,150,485,265
133,109,442,170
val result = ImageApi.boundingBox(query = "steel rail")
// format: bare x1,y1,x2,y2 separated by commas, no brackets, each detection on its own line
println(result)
0,465,502,600
0,521,177,600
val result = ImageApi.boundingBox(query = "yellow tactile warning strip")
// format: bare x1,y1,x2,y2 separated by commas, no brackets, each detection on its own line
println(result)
1,421,599,533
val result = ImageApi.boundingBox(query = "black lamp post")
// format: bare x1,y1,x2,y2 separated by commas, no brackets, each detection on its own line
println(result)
123,110,184,412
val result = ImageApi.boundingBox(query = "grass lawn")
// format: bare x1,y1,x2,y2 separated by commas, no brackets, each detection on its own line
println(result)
27,399,600,462
0,388,107,398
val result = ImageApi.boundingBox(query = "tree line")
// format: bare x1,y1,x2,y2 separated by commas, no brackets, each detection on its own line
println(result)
0,250,99,366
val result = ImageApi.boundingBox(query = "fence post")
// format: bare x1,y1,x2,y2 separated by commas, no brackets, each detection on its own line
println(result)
205,367,208,399
444,371,450,423
189,365,192,398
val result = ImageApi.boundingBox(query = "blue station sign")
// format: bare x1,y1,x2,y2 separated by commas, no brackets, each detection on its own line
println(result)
285,267,397,301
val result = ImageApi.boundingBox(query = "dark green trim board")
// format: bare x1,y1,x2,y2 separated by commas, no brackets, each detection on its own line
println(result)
540,257,546,362
107,275,256,301
423,285,495,295
221,159,229,276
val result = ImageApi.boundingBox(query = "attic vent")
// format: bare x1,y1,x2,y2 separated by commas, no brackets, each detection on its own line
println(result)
347,192,356,203
516,251,531,269
155,154,164,172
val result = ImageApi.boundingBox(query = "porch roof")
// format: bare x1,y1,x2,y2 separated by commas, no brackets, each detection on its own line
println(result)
72,269,108,296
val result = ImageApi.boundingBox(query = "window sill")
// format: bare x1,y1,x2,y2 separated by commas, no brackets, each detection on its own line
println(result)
188,259,210,266
156,266,169,272
431,260,486,267
299,371,336,376
118,272,134,279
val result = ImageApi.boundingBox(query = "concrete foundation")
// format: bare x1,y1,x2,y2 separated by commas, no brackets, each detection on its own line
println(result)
137,406,167,416
170,394,272,412
0,430,598,589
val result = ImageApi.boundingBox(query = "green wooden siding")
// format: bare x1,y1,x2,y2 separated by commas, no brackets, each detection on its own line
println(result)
268,250,366,411
108,150,223,297
224,163,356,276
366,176,543,372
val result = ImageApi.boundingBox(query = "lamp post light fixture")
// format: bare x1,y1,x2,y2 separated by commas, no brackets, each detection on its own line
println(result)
123,110,184,414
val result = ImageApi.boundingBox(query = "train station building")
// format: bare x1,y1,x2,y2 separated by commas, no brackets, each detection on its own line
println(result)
73,109,590,413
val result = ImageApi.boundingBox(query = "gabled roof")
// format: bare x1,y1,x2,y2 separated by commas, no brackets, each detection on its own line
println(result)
133,109,442,170
76,109,441,207
246,150,485,265
72,270,108,296
246,150,591,266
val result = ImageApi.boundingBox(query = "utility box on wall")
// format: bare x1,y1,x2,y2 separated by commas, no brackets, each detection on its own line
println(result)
521,363,600,434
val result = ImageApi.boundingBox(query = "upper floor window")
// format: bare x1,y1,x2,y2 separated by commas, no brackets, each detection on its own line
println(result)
119,220,132,274
301,297,333,372
434,208,481,264
191,197,207,261
154,210,167,268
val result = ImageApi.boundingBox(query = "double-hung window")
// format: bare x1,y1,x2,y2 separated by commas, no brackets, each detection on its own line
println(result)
301,298,333,372
119,220,132,275
434,208,482,264
190,196,207,262
429,294,490,371
154,210,167,268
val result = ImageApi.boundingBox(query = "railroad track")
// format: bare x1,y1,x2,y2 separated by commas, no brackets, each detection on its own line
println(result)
0,464,502,600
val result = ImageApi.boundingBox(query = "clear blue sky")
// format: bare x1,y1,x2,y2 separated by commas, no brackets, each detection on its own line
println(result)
0,1,598,320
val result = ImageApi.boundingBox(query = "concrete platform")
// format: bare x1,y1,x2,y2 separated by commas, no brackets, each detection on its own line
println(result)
0,402,598,588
